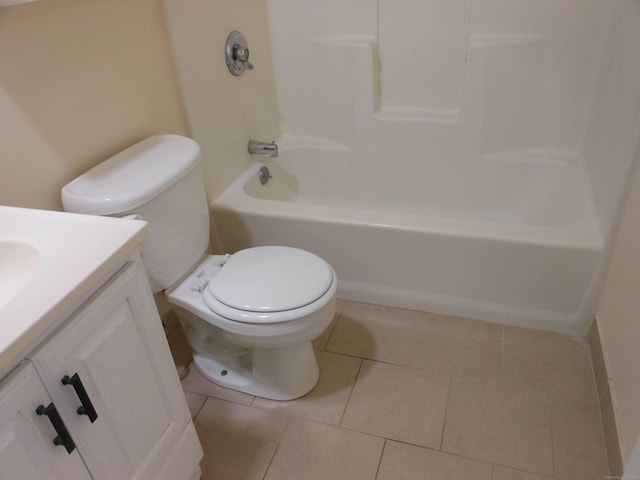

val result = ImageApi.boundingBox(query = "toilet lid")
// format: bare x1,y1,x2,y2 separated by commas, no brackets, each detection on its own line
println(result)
206,246,333,315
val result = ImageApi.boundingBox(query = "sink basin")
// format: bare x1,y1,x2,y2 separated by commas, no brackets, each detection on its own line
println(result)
0,241,39,309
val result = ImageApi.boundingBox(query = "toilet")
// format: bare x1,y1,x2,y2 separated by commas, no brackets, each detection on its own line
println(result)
61,134,337,400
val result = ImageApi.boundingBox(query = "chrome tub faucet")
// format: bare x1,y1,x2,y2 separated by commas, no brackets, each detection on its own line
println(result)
248,140,278,158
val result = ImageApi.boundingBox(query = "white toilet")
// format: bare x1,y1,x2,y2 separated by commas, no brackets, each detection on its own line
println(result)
62,134,337,400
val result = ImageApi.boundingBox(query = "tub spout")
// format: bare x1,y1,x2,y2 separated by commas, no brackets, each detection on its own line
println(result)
248,140,278,158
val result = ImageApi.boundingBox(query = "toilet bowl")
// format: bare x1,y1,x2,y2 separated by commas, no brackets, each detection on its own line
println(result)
61,134,337,400
168,248,336,400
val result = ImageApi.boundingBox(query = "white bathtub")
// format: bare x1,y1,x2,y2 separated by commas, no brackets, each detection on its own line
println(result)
212,148,604,335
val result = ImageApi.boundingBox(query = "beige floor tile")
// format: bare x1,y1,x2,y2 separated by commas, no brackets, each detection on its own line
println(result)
552,401,608,480
502,327,598,407
181,363,254,405
442,377,553,476
327,301,502,379
182,301,609,480
264,418,384,480
184,391,206,419
253,351,361,425
341,360,450,449
492,466,553,480
195,398,288,480
377,440,492,480
327,301,412,365
404,312,502,380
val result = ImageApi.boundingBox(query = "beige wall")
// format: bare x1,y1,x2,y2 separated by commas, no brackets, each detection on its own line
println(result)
584,0,640,240
592,0,640,467
162,0,279,205
597,137,640,464
0,0,188,211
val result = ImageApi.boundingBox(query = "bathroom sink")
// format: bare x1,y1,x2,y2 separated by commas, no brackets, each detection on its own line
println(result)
0,205,148,375
0,241,40,310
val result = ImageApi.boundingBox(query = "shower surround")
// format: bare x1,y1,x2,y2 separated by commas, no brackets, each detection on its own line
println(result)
163,0,640,335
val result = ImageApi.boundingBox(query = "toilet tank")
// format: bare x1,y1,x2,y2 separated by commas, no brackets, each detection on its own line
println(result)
62,135,210,293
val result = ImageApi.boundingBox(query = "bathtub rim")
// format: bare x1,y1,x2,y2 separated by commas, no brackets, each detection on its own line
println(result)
214,164,604,251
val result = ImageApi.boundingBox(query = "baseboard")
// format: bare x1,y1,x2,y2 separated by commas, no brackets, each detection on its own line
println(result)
589,316,624,476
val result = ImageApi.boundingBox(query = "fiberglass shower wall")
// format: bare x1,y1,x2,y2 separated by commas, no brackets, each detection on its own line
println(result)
265,0,626,225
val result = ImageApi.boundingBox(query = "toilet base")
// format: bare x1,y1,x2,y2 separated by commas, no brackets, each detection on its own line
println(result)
192,341,320,400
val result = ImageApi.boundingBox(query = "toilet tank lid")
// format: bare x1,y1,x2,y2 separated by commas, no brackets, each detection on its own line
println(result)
61,134,202,216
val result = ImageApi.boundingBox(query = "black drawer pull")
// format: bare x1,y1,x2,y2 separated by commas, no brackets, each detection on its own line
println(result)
36,403,76,454
62,373,98,423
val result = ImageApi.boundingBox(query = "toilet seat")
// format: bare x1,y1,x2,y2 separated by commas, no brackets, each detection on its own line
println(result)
203,246,335,324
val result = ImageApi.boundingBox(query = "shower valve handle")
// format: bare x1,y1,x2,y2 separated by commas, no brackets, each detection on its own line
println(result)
234,46,252,65
226,31,253,75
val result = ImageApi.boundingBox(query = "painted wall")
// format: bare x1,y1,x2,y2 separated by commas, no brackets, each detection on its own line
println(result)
591,0,640,467
583,0,640,242
0,0,188,211
597,146,640,465
161,0,279,205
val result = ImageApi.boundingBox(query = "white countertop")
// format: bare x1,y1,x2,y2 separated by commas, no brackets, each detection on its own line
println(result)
0,206,148,375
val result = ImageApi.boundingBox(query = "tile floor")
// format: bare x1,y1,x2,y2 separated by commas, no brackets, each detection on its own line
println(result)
167,299,609,480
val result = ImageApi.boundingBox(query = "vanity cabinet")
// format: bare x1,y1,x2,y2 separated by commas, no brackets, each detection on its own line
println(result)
0,255,202,480
0,364,92,479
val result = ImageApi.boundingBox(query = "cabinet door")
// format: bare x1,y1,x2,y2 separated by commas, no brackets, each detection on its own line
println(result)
0,363,91,480
32,261,190,480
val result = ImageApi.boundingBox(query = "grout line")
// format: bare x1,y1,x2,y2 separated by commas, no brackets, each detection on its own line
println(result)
437,374,453,451
374,439,388,480
549,402,557,479
378,438,500,471
321,315,341,351
388,437,457,455
499,325,505,383
491,460,555,479
338,357,365,427
179,359,193,381
262,415,292,480
188,393,207,421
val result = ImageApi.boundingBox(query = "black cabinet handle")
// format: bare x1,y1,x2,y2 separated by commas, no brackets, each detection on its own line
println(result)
36,403,76,454
61,373,98,423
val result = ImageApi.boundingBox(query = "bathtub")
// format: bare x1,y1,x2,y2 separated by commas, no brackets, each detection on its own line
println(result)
212,148,604,335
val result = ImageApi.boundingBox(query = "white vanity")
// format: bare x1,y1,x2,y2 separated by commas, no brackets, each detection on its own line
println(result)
0,206,203,480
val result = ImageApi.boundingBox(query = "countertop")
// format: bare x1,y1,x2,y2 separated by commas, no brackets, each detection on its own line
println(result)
0,206,148,376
